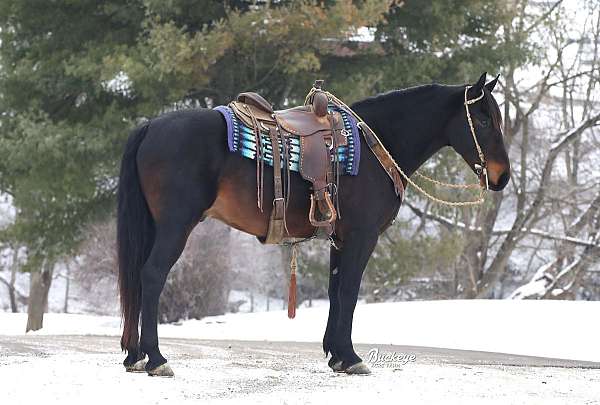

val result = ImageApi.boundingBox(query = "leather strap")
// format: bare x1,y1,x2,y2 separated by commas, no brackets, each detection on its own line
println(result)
243,104,265,211
264,126,286,244
269,126,285,219
358,122,405,197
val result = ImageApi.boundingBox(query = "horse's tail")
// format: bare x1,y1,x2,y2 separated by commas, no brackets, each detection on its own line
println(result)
117,122,155,351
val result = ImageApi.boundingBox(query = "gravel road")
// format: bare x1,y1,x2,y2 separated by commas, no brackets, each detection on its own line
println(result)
1,335,599,404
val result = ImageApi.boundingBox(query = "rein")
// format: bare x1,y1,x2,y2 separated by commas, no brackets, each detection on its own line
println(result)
309,86,489,207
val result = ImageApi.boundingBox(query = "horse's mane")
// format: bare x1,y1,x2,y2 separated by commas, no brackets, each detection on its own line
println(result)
352,84,442,108
353,83,503,133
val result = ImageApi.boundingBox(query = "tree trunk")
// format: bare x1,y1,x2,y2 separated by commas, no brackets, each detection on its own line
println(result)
8,249,19,313
63,263,70,313
26,263,53,332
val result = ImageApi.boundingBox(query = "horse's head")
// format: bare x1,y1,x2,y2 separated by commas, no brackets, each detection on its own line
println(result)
444,73,510,191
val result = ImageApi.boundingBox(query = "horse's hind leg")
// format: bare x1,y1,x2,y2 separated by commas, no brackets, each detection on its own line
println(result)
138,221,194,377
138,187,213,376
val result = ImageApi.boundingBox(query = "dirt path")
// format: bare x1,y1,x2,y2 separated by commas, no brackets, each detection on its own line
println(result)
1,335,599,404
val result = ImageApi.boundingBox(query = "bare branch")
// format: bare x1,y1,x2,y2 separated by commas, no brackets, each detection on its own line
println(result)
0,275,27,301
523,1,564,35
407,202,600,249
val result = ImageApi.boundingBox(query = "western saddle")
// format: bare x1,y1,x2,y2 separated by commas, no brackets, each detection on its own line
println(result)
227,80,403,244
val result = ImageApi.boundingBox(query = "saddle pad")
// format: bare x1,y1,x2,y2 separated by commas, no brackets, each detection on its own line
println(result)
215,104,361,176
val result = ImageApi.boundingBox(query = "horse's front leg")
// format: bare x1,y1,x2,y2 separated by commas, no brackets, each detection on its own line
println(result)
330,230,378,374
323,246,342,369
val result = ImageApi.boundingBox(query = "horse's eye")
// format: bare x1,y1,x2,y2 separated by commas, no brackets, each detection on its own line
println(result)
479,119,490,128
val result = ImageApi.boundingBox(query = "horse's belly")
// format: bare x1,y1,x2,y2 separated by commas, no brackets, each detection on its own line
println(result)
204,158,315,239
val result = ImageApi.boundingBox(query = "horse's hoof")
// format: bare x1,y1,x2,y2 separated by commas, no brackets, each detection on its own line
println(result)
344,362,371,375
125,358,147,373
147,363,174,378
328,358,344,373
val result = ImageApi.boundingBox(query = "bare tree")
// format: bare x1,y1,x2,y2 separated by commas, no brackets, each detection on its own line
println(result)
73,220,120,315
159,219,232,322
408,1,600,298
0,247,27,312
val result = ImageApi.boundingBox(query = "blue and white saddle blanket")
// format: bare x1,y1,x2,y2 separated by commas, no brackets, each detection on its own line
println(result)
215,104,361,176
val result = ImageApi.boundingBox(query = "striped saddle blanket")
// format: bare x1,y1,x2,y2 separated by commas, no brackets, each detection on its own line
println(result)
215,104,361,176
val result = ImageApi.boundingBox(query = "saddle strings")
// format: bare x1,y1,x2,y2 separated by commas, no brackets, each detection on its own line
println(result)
243,104,265,211
308,87,488,207
335,133,341,219
280,125,292,236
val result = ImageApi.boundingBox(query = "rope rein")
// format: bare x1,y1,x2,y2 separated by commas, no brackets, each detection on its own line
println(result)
286,86,489,319
309,86,489,207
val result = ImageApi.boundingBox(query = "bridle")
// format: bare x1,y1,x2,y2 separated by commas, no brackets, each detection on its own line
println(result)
323,85,490,207
462,85,489,192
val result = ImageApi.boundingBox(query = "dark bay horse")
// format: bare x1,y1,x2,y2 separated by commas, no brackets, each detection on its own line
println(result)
117,73,510,376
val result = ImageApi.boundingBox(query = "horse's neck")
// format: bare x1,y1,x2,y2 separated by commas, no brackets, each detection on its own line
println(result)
353,87,453,177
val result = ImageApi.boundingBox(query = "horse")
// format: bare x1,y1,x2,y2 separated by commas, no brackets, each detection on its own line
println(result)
117,72,510,376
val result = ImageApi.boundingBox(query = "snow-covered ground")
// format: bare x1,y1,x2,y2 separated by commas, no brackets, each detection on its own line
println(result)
2,335,598,405
2,298,599,404
2,300,599,363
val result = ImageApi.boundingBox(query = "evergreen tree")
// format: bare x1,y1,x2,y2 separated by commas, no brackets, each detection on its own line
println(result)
0,1,531,326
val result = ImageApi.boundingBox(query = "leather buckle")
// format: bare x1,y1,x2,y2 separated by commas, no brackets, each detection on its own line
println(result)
324,135,334,151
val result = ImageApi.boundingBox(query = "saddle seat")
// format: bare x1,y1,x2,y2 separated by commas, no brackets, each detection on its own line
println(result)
228,84,346,243
231,93,336,137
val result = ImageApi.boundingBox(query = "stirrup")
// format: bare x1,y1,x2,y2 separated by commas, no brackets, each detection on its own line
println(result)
309,192,337,227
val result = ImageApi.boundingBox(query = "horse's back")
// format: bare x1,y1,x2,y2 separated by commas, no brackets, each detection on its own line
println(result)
135,108,228,224
138,108,227,165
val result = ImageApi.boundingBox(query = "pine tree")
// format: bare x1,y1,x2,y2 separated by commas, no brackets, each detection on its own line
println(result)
0,0,529,326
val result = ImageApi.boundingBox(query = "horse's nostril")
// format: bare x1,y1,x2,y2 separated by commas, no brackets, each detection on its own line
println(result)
497,171,510,188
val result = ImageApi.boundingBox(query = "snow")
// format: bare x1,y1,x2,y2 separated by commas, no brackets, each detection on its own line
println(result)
0,193,15,227
1,312,122,335
228,289,285,313
549,113,600,151
2,300,599,363
509,259,557,299
509,278,548,299
2,336,597,405
0,267,117,315
349,26,376,42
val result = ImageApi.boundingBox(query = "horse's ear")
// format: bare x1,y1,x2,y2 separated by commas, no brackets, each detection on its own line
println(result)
485,74,500,93
468,72,487,98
